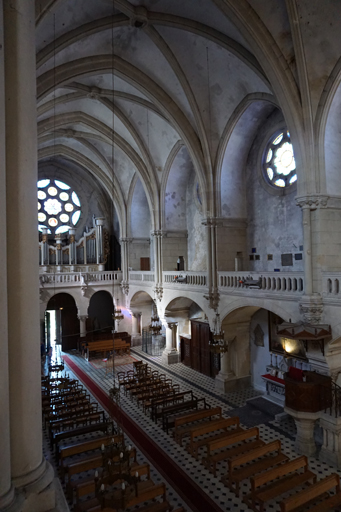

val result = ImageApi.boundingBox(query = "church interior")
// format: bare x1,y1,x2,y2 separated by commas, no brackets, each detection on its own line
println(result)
2,0,341,511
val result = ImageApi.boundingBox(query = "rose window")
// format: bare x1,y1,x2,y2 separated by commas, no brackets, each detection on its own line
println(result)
37,179,81,234
263,131,297,188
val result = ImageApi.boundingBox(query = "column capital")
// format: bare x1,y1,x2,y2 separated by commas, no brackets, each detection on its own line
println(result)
295,195,328,209
77,314,88,321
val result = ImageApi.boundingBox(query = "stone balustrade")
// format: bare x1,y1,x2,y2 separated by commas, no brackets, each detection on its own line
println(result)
163,271,208,287
323,273,341,298
218,271,305,296
129,271,155,284
39,270,122,287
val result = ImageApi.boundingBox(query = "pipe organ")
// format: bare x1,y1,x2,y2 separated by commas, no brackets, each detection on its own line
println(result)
39,217,106,271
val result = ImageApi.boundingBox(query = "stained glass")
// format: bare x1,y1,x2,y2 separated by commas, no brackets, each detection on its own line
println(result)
72,191,80,206
263,131,297,189
37,179,50,188
37,178,81,234
48,186,58,196
72,211,81,225
60,214,69,223
60,192,69,201
55,180,70,190
55,226,69,234
44,198,62,215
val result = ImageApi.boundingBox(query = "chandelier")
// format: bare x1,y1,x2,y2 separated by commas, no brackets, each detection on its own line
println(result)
94,438,139,511
149,300,162,335
113,299,124,325
209,313,229,354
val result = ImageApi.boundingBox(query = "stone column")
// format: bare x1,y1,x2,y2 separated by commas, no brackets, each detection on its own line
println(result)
152,231,163,300
131,313,139,336
203,220,212,290
215,352,234,393
284,407,319,457
78,315,87,338
0,1,14,506
120,237,130,294
4,0,54,507
162,323,180,364
301,204,313,296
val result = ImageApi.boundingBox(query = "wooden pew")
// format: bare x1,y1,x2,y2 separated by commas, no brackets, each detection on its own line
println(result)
174,407,222,446
85,340,113,361
49,411,105,441
280,473,341,512
201,426,262,468
151,391,193,421
222,440,289,496
53,421,113,457
186,417,239,456
162,397,206,433
243,455,316,512
74,481,166,512
59,434,123,477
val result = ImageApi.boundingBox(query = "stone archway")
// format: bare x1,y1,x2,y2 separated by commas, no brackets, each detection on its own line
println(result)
46,293,79,352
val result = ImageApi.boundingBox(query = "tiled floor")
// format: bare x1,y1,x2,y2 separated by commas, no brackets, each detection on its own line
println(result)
49,345,341,512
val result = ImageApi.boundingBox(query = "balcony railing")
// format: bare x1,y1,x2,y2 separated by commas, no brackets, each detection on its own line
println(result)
323,273,341,299
163,271,208,287
39,271,122,286
129,271,155,284
218,271,304,296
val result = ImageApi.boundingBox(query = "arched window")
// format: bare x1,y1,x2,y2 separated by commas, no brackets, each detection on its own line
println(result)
37,179,81,234
263,130,297,188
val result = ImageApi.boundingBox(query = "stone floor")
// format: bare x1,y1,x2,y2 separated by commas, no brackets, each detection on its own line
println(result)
46,345,341,512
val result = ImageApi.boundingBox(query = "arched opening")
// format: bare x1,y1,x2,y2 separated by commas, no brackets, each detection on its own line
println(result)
46,293,79,353
164,297,219,377
129,291,154,337
88,291,114,335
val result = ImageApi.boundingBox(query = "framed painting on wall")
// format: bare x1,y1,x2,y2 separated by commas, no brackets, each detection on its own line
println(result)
268,311,285,354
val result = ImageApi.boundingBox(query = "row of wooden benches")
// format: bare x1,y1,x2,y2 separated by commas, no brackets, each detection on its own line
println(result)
42,370,186,511
119,362,341,512
117,366,207,433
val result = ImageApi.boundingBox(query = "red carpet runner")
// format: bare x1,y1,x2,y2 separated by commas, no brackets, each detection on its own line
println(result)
63,355,225,512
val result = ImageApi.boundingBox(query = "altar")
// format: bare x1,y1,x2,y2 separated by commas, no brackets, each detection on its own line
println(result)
261,373,285,406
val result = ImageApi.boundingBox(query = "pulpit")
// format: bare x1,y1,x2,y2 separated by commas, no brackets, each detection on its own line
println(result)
284,369,332,413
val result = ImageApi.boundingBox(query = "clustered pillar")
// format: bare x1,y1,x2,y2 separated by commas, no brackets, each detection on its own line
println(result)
0,0,54,509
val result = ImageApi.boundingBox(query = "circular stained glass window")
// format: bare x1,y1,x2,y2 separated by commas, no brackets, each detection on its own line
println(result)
37,179,81,234
263,130,297,188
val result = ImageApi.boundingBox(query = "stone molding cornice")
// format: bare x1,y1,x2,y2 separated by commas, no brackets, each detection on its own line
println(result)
296,194,341,210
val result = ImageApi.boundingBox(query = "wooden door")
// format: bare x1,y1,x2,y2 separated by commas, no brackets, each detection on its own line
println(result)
191,321,201,372
140,257,150,270
200,322,211,377
181,337,191,366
